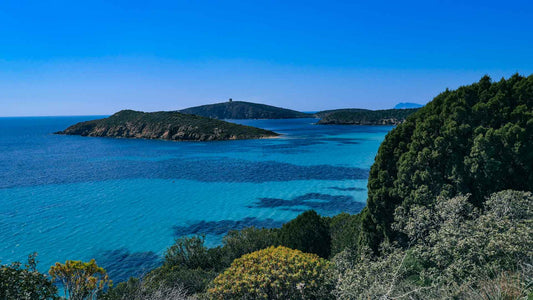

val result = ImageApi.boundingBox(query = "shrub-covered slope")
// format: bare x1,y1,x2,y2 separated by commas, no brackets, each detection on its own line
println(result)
315,108,419,125
56,110,278,141
179,101,311,119
362,74,533,249
333,190,533,299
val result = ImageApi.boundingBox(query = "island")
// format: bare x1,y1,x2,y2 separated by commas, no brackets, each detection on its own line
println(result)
55,110,279,141
314,108,419,125
179,100,311,119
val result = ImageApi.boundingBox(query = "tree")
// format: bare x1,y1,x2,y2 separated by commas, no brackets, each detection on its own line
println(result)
49,259,111,300
164,236,215,270
222,226,279,263
279,210,331,258
363,74,533,251
209,246,333,299
142,236,222,294
328,213,363,256
0,253,58,300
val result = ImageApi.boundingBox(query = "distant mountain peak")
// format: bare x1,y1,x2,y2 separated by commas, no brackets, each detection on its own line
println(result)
394,102,423,109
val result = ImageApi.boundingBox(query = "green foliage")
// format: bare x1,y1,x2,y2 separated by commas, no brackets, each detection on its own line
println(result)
0,253,58,300
279,210,331,258
139,210,333,297
327,213,363,257
144,265,216,296
333,190,533,299
100,277,142,300
208,246,333,299
146,236,222,294
316,108,419,125
180,100,311,119
400,190,532,284
148,209,335,299
100,277,189,300
163,236,224,271
49,259,111,300
222,226,279,263
364,74,533,251
103,228,284,298
333,244,418,299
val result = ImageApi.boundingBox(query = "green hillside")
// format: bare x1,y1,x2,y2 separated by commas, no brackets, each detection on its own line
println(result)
179,101,311,119
315,108,419,125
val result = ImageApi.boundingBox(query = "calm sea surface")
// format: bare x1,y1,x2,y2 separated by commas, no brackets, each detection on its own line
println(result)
0,116,392,281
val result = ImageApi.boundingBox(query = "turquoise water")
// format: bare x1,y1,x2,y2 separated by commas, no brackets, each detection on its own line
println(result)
0,116,391,281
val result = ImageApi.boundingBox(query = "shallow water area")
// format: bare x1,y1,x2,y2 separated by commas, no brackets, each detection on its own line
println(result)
0,116,392,281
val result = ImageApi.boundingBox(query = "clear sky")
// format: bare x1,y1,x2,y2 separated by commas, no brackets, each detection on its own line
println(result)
1,0,532,116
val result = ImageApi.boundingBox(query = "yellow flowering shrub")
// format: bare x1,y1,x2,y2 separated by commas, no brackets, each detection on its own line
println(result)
49,259,111,300
208,246,333,299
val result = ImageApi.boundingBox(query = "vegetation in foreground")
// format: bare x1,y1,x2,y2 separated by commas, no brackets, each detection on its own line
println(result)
0,253,58,300
333,190,532,299
3,190,531,299
2,75,532,299
209,246,332,299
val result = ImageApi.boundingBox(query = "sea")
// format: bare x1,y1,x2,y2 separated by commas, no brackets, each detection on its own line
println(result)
0,116,392,281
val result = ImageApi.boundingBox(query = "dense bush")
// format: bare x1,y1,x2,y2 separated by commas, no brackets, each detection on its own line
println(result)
278,210,331,258
327,213,363,257
333,190,533,299
208,246,333,299
401,190,532,286
142,264,216,296
145,236,222,294
363,74,533,251
163,236,224,271
222,226,279,261
0,253,58,300
101,277,189,300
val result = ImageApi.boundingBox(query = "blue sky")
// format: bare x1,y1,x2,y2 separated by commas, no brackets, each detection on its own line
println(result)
1,0,532,116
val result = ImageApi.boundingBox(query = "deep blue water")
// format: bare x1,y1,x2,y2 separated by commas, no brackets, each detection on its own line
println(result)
0,116,392,281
